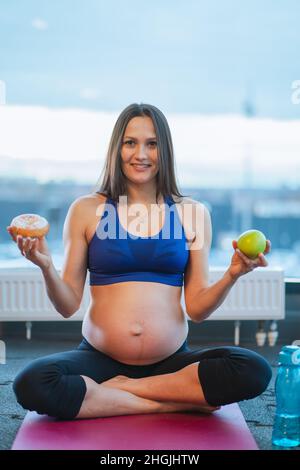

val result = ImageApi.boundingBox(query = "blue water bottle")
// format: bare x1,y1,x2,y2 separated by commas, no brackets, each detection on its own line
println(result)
272,345,300,448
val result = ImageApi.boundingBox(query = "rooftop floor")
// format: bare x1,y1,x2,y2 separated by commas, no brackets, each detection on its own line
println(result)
0,336,299,451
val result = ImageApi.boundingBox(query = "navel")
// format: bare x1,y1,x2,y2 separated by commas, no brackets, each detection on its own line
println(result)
130,322,144,336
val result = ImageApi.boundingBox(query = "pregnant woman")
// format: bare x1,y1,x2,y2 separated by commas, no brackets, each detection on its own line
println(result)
9,103,272,420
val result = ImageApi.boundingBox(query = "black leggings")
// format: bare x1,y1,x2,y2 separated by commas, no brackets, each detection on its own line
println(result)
13,337,272,420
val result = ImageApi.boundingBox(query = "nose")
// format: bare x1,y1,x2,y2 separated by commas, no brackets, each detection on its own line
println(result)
134,144,149,160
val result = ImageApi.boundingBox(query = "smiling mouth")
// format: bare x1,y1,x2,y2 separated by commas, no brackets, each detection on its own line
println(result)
131,164,151,167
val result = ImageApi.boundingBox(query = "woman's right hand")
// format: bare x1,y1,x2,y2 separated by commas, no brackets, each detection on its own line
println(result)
6,226,53,271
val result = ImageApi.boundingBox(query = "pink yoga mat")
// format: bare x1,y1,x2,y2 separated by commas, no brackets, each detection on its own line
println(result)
12,403,258,450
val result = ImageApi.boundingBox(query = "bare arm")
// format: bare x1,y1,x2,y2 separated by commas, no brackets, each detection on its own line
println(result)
186,270,237,323
8,197,90,318
184,200,271,323
41,261,82,318
189,240,271,322
43,197,89,318
184,200,238,322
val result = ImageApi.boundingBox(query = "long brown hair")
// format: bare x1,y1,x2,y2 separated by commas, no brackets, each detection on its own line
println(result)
92,103,188,203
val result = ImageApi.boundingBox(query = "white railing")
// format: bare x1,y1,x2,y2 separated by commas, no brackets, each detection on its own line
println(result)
0,267,285,345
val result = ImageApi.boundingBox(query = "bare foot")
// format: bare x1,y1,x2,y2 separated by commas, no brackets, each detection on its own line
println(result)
101,376,220,414
101,375,130,390
157,402,220,414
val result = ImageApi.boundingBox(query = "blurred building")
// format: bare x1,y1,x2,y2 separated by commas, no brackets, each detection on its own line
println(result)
1,178,300,253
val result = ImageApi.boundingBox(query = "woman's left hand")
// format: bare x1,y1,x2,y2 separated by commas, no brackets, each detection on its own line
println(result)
228,239,272,282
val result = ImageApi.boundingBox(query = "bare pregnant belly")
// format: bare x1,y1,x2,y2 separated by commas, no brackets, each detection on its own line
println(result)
82,282,189,365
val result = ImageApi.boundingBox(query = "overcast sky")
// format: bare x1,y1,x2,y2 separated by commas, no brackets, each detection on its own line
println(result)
1,1,300,189
1,105,300,189
1,0,300,118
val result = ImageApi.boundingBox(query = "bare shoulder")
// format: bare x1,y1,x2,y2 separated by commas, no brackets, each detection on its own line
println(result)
66,193,107,231
70,192,107,212
171,195,211,245
172,195,209,213
184,197,210,217
68,193,110,244
73,192,106,204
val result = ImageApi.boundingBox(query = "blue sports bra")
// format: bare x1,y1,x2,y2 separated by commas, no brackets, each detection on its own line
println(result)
87,195,190,287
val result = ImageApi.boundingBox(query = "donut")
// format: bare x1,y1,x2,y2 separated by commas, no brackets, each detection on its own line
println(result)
10,213,50,238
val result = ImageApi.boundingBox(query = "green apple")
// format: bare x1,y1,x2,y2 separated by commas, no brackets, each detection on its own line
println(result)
237,229,267,259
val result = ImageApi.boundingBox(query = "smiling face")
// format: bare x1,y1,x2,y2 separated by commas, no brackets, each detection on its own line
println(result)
120,116,159,187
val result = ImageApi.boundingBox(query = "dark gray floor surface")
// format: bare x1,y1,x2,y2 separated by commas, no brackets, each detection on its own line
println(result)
0,337,299,451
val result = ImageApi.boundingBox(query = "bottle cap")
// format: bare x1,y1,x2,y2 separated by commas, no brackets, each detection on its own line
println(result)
278,345,300,365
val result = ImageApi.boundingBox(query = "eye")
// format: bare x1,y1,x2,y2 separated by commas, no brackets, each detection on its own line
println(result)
123,140,157,147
